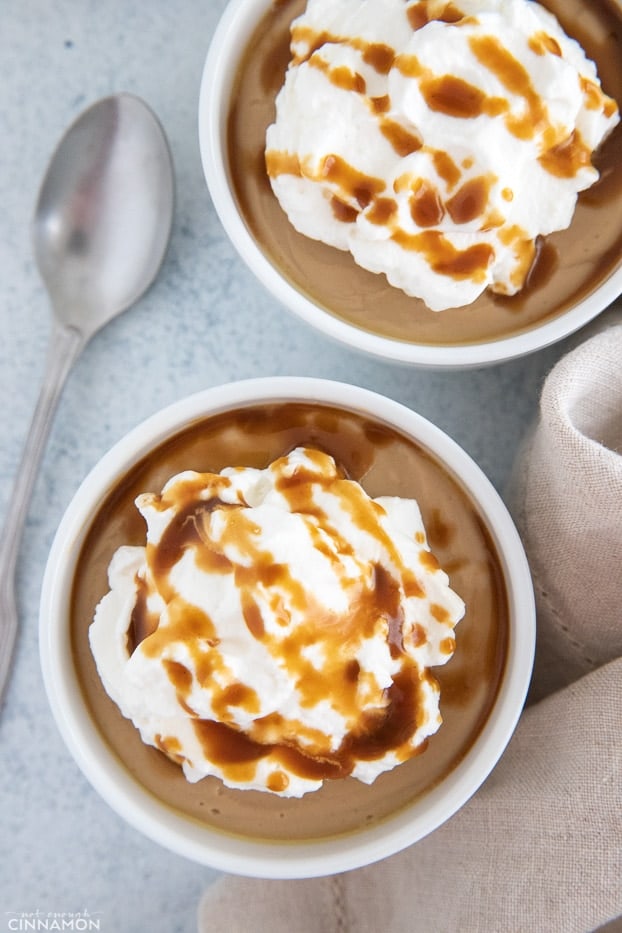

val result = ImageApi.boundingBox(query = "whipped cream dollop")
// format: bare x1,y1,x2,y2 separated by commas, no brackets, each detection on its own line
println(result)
265,0,619,311
89,447,464,797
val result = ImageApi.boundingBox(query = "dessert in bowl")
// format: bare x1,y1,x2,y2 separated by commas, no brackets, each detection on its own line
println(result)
40,378,534,877
199,0,622,367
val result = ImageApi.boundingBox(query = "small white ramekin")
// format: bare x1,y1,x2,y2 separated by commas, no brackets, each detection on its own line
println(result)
198,0,622,369
40,377,535,878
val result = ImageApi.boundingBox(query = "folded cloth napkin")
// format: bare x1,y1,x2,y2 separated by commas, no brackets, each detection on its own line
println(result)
198,320,622,933
511,319,622,703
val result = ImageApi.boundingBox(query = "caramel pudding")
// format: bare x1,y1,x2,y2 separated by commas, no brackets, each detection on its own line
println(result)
72,401,509,841
227,0,622,345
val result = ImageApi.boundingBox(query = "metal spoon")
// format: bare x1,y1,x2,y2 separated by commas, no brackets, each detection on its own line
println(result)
0,93,175,704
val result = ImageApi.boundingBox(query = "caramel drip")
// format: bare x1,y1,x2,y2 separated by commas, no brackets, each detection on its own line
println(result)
146,497,237,600
154,734,185,765
426,75,498,117
366,196,398,225
266,769,289,792
370,94,391,114
265,150,301,179
361,42,395,75
394,48,509,122
431,150,462,189
410,179,446,227
392,230,493,281
430,603,451,623
603,96,619,120
379,118,422,157
330,196,359,223
468,34,545,139
446,174,495,224
528,31,562,56
497,224,538,290
580,75,606,112
440,636,456,655
420,549,440,572
319,154,385,208
407,1,466,31
309,55,366,94
291,26,395,74
538,129,593,178
127,574,159,655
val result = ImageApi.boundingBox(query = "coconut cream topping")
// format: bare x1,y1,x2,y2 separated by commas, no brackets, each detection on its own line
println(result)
89,447,464,797
265,0,619,310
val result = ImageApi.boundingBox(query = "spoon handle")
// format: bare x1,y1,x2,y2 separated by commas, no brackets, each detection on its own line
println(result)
0,320,84,705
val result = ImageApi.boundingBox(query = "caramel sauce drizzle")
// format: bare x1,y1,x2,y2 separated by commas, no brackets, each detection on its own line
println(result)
446,174,496,223
319,153,385,208
366,196,398,225
379,118,422,157
528,30,562,57
292,26,396,75
309,55,366,94
370,94,391,114
538,128,593,178
431,150,462,189
330,196,358,223
154,734,186,766
128,574,159,655
190,667,431,784
497,224,537,291
468,34,545,138
265,150,301,180
128,449,450,784
410,178,445,227
393,230,493,280
406,1,466,32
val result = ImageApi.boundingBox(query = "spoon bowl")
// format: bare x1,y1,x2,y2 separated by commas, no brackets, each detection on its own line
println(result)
0,93,175,704
33,93,174,332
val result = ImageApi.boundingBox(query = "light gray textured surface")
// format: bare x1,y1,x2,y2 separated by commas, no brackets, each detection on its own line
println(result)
0,2,618,932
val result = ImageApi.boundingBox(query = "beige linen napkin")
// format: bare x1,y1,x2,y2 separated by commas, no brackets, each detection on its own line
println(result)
198,322,622,933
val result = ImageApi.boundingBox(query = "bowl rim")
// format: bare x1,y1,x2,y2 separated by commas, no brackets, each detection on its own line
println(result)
39,377,535,878
198,0,622,370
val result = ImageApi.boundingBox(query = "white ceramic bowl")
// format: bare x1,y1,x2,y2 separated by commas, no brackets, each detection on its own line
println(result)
198,0,622,369
40,377,535,878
